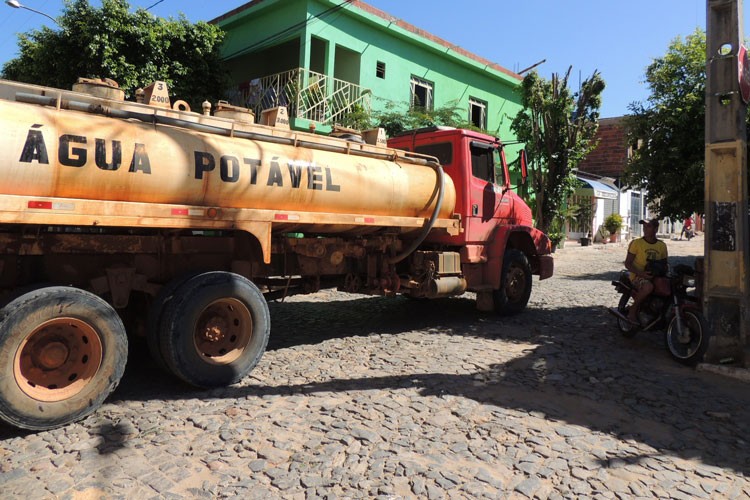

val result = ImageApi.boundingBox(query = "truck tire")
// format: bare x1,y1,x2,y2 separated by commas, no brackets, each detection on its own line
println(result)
0,286,127,430
493,249,532,316
146,271,203,373
159,272,270,388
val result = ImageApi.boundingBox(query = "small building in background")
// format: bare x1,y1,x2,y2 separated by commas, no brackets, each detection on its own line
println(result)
576,116,650,241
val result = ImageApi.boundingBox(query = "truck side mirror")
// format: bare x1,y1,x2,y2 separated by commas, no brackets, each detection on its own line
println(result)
519,150,528,185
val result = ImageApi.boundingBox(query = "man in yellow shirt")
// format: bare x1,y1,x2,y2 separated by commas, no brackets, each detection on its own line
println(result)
625,218,668,324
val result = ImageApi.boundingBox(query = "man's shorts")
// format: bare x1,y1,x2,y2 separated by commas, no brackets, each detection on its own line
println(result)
631,275,652,291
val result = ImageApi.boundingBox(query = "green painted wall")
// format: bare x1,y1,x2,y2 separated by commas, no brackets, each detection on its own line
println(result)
216,0,524,163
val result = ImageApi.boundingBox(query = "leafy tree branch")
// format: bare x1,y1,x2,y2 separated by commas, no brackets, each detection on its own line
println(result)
624,28,708,219
1,0,230,110
511,68,605,233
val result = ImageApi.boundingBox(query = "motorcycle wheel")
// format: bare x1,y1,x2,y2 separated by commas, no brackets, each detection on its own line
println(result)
616,293,638,338
665,310,710,366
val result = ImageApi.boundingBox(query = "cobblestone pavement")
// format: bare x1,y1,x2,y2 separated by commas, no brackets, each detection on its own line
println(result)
1,235,749,500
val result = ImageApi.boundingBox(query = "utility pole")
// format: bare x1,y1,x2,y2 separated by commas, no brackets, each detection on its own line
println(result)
705,0,750,366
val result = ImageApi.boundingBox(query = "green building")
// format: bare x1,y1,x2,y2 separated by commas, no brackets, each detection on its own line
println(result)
212,0,523,150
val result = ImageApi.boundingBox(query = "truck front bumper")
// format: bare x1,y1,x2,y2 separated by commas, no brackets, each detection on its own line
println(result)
535,255,554,280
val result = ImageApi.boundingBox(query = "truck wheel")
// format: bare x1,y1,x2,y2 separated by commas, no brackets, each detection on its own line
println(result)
146,271,203,373
0,287,127,430
160,272,270,388
493,249,532,316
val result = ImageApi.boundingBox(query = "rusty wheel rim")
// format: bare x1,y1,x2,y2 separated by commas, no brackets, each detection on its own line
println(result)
193,298,253,365
505,266,526,302
13,318,103,402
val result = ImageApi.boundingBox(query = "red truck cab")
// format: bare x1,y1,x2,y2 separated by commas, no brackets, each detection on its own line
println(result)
389,127,553,311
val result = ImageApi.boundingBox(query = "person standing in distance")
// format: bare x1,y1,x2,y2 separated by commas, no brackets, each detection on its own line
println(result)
624,218,668,325
680,216,693,240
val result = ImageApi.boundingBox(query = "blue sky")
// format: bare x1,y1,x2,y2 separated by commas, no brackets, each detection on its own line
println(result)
0,0,746,117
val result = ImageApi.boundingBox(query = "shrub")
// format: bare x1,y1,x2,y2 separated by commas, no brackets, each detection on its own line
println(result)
604,213,624,234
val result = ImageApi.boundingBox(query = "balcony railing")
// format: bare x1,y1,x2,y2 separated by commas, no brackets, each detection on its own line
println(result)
231,68,371,126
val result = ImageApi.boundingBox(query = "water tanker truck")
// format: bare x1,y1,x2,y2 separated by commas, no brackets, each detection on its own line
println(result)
0,77,552,430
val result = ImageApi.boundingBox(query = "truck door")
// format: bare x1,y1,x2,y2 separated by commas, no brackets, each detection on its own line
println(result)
467,141,514,242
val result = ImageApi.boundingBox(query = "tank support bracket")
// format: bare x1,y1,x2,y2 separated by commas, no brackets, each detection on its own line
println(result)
236,222,272,264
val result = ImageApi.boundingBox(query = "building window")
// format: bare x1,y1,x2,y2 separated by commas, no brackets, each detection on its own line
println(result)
376,61,386,79
410,76,433,109
469,97,487,129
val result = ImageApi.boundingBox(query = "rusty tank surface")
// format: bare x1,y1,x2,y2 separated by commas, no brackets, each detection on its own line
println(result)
0,80,455,231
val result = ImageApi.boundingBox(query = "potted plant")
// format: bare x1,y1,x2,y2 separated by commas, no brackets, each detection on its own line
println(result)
604,213,624,243
576,201,594,246
547,213,569,252
548,232,565,252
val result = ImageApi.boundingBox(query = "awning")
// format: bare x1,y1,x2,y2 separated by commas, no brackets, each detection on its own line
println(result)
576,177,618,199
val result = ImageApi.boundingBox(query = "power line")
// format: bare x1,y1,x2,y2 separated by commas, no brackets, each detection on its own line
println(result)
222,0,354,61
145,0,164,11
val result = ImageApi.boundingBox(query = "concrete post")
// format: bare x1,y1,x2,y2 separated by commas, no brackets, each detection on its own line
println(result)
324,39,336,119
296,24,312,120
704,0,750,365
324,39,336,78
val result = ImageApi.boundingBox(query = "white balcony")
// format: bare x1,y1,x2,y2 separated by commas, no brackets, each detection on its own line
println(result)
232,68,371,126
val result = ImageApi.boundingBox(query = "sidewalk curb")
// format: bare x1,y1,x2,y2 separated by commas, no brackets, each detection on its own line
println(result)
554,234,705,254
696,363,750,383
554,241,627,253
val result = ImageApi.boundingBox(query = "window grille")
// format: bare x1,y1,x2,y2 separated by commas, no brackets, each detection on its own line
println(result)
410,76,434,109
469,97,487,129
376,61,386,79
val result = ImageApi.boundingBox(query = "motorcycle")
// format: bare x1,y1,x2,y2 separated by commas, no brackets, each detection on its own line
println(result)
608,262,710,366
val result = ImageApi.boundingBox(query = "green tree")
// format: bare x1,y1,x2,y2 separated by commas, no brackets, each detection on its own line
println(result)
1,0,230,110
511,68,605,233
373,99,478,137
624,29,706,220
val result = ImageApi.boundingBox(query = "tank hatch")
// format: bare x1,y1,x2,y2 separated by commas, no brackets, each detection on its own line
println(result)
72,77,125,101
214,100,255,124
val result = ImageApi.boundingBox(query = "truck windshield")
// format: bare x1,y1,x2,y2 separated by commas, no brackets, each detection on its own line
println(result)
414,142,453,166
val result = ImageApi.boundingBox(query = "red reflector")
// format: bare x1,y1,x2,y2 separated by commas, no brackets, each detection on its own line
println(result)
275,214,289,220
365,217,375,223
171,208,189,216
28,201,52,209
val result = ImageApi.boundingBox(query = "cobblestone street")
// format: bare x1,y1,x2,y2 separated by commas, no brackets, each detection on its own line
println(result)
1,235,748,499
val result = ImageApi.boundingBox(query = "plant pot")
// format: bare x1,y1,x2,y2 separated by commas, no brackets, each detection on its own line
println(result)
609,233,618,243
579,237,591,247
